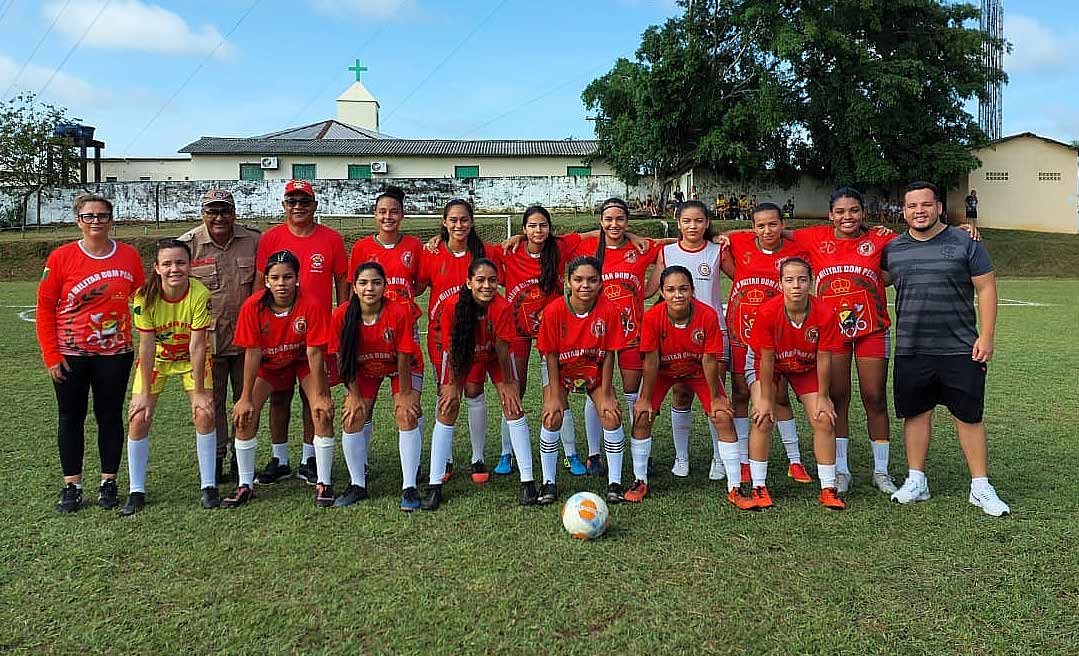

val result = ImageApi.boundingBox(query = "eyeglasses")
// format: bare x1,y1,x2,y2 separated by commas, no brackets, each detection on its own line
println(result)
284,198,314,207
202,208,234,217
77,213,113,223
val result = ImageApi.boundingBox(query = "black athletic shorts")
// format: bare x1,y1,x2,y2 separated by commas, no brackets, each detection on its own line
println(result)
893,354,987,424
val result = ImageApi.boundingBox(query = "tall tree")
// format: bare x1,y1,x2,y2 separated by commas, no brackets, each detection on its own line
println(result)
0,93,80,226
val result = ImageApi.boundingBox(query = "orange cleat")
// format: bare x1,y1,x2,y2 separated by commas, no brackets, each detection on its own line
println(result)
819,487,846,510
787,463,812,484
751,486,774,509
623,479,649,503
470,461,489,485
727,487,758,511
740,462,751,483
441,461,454,484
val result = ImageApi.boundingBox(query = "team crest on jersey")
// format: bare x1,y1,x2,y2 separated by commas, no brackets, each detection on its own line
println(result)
310,253,325,271
805,327,819,343
294,316,308,334
745,289,766,305
692,328,706,345
698,262,712,277
857,240,875,256
528,287,544,300
819,241,837,255
830,278,853,294
836,298,868,337
401,250,414,269
383,327,395,344
591,319,607,337
624,249,638,264
87,312,126,350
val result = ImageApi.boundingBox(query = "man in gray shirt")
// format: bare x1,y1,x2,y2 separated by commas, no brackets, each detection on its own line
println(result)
882,181,1008,516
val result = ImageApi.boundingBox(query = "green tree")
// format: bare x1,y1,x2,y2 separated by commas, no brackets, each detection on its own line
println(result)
0,92,80,227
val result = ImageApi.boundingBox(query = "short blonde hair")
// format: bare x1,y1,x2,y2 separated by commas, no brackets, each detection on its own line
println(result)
72,193,114,216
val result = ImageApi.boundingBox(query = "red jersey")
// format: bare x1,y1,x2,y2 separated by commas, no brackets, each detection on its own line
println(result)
537,296,626,386
36,240,146,368
725,232,809,347
749,295,843,375
417,242,500,353
575,237,660,347
791,225,896,339
438,293,516,367
256,223,347,311
233,291,330,370
501,233,583,339
328,300,419,379
348,235,423,320
639,299,725,379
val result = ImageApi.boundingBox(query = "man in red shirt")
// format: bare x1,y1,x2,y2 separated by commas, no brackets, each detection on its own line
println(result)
254,180,349,485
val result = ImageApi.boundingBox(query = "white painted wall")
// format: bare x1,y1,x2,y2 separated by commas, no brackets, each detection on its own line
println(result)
97,158,193,182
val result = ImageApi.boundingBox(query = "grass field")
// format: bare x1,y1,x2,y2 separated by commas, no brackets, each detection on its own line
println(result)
3,276,1079,654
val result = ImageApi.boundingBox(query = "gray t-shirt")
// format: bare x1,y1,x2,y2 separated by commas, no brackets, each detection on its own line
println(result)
882,225,992,356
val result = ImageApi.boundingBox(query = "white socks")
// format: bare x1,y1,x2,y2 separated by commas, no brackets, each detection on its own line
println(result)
907,468,927,485
196,431,217,489
465,394,487,464
342,429,367,487
709,421,721,461
127,437,149,493
778,419,801,465
272,442,289,465
734,417,750,464
505,416,534,482
428,421,455,485
584,395,602,457
398,426,422,490
302,443,315,462
817,463,837,490
313,435,335,485
749,459,768,488
630,438,651,482
500,417,512,457
561,408,577,458
835,436,850,474
623,392,639,430
539,427,560,484
603,426,625,485
671,407,692,462
872,439,890,474
235,438,257,487
718,440,741,491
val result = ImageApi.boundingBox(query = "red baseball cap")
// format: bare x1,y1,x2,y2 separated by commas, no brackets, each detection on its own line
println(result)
284,179,315,198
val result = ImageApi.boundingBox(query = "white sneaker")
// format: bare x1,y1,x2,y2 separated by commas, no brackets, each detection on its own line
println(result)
891,477,931,504
671,457,689,478
835,471,852,493
708,458,726,481
969,483,1010,517
872,472,898,495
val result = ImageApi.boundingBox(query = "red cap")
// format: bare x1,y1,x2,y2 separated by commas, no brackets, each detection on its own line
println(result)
284,179,315,198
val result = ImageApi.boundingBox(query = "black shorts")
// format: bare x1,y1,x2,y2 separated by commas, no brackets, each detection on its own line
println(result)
893,354,986,423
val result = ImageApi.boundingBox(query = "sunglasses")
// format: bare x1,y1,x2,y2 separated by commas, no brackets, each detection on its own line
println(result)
284,198,315,207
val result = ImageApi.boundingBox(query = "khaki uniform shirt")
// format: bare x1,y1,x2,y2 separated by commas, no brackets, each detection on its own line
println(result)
177,223,260,356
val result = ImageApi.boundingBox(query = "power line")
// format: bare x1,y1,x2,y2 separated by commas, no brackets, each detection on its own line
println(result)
121,0,263,156
382,0,510,123
0,0,18,28
38,0,112,96
2,0,73,100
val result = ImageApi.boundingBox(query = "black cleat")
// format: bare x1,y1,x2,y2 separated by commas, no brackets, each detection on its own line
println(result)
98,479,119,510
200,486,221,509
334,484,368,507
256,457,291,485
56,483,83,514
314,483,335,508
118,492,146,517
519,481,539,506
296,457,318,486
605,482,625,504
537,482,558,506
400,486,421,512
221,484,254,508
420,484,443,511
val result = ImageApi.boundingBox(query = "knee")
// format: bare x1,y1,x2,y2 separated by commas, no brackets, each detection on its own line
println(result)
861,389,887,415
671,388,693,408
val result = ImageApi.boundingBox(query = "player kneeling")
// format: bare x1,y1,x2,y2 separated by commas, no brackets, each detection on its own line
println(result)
422,258,535,510
746,257,845,511
330,262,424,510
226,250,335,508
626,266,754,508
537,256,628,505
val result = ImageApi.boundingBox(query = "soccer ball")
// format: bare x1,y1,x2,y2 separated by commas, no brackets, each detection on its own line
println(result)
561,492,609,540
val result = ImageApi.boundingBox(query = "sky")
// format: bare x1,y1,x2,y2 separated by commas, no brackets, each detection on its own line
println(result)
0,0,1075,157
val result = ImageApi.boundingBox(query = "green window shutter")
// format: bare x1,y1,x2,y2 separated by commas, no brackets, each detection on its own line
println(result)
239,164,264,181
292,163,317,181
348,164,372,180
567,166,592,177
455,165,480,179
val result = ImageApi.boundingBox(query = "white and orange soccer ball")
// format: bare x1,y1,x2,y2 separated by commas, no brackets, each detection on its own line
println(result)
561,492,609,540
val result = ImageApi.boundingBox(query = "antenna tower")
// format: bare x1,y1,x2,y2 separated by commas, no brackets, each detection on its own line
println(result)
979,0,1004,140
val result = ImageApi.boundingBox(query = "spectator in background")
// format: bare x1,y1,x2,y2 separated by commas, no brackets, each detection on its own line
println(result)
965,189,978,224
782,198,794,220
691,185,700,201
178,189,261,483
673,188,685,213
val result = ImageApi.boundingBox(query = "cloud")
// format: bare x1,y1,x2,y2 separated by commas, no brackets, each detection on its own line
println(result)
1005,14,1079,77
0,55,109,108
310,0,416,19
43,0,236,59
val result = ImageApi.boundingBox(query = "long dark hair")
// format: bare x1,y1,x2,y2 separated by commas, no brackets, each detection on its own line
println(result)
139,239,191,308
522,205,560,295
829,187,863,211
375,185,405,213
337,262,387,385
260,250,301,309
594,197,629,266
440,199,485,262
676,200,715,241
449,258,498,380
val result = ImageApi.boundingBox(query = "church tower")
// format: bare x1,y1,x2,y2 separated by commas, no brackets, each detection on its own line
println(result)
337,60,380,132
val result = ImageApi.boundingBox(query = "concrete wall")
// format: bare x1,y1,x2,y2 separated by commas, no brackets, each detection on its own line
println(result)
678,168,834,219
8,176,636,225
946,137,1078,234
97,158,193,182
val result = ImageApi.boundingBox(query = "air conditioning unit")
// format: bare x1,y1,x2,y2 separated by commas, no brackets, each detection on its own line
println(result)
260,156,279,170
371,161,388,174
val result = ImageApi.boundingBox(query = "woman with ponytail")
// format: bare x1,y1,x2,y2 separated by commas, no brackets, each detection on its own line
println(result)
420,258,535,511
329,262,423,510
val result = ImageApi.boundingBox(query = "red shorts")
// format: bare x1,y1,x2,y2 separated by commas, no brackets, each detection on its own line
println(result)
729,343,750,375
258,360,311,392
618,348,643,371
438,357,509,386
509,338,532,358
649,375,726,413
352,372,423,399
836,329,891,359
746,365,819,398
325,356,341,387
555,364,601,395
